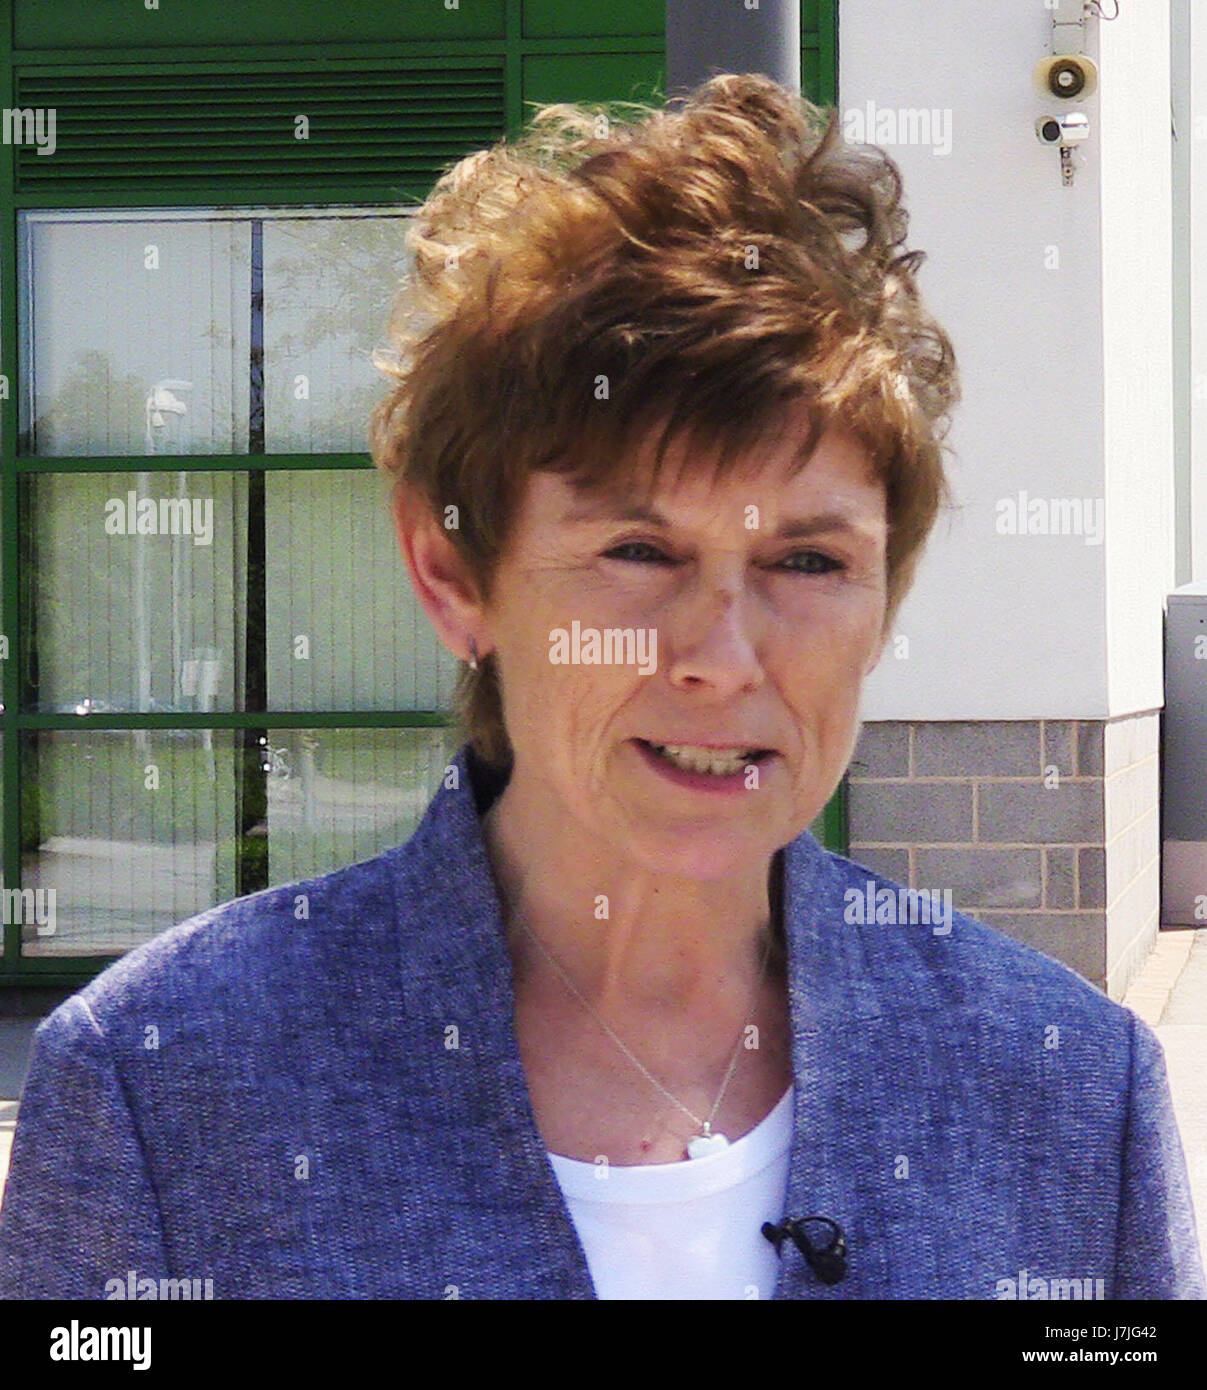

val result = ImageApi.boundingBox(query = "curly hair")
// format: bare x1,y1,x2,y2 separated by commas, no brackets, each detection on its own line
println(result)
370,72,960,772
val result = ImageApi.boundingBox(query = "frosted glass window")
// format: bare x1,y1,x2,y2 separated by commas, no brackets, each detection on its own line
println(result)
263,214,412,453
265,470,459,710
21,730,239,957
264,726,461,885
11,207,459,965
24,472,249,714
21,213,251,457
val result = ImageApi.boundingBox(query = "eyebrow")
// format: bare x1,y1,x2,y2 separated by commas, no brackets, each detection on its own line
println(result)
560,498,881,541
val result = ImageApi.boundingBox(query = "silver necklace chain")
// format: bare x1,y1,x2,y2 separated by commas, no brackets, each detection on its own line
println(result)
511,911,773,1139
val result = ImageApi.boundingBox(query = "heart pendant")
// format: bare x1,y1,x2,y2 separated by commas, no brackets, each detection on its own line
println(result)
686,1130,730,1160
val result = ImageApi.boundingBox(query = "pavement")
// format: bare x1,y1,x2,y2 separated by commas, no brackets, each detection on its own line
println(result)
1,932,1206,1279
0,1017,43,1208
1130,927,1207,1271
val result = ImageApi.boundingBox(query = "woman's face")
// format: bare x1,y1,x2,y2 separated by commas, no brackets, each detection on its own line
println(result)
482,410,890,880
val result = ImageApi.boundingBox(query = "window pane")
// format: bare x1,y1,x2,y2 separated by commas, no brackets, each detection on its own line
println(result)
265,469,459,710
23,472,248,714
20,212,251,456
20,729,239,957
265,725,460,885
263,214,413,454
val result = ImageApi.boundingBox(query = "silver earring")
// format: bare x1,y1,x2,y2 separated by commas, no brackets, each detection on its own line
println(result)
468,637,479,671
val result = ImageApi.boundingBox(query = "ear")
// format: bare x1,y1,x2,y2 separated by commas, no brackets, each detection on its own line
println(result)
863,624,891,676
390,480,490,664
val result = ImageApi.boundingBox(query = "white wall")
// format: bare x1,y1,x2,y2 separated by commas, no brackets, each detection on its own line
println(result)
1100,1,1173,715
1187,1,1207,580
841,0,1172,721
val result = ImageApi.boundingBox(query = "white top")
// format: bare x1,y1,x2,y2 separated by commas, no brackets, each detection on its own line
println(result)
547,1085,794,1300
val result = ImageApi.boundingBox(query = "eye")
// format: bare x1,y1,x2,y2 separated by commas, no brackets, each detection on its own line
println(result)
603,541,674,564
776,550,845,575
602,541,846,574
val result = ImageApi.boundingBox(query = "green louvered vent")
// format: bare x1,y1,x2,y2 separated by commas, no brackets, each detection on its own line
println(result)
14,65,506,193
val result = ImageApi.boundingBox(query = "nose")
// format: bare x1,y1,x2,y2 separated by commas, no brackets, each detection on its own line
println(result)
663,568,765,698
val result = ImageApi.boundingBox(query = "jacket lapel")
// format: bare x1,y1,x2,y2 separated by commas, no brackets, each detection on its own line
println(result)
772,835,889,1297
392,751,596,1296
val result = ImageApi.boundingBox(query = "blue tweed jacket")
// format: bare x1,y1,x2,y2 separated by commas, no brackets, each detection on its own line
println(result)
1,744,1203,1300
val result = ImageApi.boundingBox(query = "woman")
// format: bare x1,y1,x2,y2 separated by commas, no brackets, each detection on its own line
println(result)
0,74,1202,1301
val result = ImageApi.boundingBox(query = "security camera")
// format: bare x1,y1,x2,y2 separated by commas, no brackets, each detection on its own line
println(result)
1035,112,1090,146
1034,54,1098,100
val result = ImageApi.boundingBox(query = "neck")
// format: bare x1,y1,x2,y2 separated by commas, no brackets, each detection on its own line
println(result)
480,768,785,1021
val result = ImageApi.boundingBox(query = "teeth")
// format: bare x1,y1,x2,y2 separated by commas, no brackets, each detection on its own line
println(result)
652,743,760,775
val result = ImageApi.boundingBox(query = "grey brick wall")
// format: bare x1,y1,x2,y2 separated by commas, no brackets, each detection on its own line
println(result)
846,714,1161,999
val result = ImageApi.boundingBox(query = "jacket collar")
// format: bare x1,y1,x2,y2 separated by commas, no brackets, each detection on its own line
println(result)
392,743,889,1298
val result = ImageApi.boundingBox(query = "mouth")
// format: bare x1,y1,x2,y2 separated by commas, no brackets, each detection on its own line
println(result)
632,738,775,791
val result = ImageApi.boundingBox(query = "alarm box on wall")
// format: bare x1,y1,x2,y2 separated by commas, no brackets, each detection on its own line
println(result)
1161,581,1207,925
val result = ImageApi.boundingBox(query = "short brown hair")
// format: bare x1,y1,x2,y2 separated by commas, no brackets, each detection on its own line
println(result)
370,72,960,771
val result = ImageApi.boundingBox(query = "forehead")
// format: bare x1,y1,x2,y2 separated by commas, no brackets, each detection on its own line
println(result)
548,419,886,524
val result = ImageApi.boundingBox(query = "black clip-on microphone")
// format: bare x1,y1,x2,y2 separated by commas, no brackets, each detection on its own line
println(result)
761,1216,848,1286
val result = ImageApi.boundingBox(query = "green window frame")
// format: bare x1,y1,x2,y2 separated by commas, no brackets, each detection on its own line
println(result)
0,0,840,985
